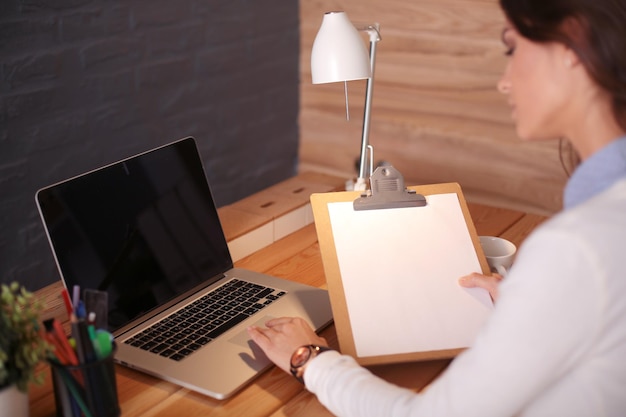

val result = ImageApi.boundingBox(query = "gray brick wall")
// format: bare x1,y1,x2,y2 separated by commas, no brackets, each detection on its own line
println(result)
0,0,300,291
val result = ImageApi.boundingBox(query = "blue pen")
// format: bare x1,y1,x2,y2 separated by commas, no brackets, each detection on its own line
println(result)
76,300,86,320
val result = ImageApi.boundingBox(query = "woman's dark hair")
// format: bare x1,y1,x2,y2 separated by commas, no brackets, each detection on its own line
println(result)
500,0,626,132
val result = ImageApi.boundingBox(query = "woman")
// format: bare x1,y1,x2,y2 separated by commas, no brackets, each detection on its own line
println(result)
247,0,626,415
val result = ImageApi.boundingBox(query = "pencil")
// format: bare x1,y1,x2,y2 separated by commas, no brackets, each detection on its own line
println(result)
43,319,79,366
60,289,74,317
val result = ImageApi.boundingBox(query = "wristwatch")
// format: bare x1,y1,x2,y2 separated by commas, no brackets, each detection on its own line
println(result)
290,344,332,384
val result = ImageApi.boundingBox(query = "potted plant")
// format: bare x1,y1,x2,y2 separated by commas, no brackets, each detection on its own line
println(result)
0,282,51,416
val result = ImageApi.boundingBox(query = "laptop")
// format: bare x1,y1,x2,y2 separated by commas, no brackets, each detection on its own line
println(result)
36,136,333,399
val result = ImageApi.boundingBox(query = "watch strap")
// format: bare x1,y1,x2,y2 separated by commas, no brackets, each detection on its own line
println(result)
290,344,332,384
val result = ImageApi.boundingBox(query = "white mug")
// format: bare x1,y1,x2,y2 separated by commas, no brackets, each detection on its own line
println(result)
479,236,517,276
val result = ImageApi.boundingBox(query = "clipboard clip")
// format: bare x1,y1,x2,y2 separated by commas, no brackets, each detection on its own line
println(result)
353,165,427,211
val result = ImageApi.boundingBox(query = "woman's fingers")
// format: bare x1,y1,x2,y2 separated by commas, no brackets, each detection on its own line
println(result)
459,272,503,302
247,317,329,374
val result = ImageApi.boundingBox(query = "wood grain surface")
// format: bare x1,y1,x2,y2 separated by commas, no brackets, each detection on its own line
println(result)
298,0,573,216
30,175,547,417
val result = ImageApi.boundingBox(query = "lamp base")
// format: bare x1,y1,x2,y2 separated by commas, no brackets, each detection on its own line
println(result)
345,177,367,191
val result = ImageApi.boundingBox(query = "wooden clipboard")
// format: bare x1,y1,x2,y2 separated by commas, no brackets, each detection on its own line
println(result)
311,167,492,366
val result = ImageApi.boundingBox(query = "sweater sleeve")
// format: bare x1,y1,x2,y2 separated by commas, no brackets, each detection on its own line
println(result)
304,220,604,417
305,350,421,417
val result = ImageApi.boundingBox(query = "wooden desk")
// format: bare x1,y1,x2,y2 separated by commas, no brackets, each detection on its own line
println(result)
29,177,546,417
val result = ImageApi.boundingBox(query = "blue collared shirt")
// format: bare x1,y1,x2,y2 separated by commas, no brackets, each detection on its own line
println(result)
563,136,626,210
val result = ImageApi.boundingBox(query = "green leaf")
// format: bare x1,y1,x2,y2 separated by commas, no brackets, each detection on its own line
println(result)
0,282,51,392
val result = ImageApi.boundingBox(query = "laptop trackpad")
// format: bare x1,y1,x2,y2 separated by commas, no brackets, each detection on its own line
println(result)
230,316,274,370
229,315,275,348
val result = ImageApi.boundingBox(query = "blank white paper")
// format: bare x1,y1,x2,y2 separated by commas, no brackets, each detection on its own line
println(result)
328,193,493,358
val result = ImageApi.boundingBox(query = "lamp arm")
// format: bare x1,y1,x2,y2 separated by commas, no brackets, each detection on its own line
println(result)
355,24,381,42
355,24,381,190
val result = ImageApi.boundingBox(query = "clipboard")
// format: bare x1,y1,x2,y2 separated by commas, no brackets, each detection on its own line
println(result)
311,166,492,366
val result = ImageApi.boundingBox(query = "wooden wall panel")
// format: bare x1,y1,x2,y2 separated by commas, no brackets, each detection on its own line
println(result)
299,0,571,215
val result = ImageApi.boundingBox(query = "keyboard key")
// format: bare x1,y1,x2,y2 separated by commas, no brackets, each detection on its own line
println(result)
124,279,287,361
206,313,249,339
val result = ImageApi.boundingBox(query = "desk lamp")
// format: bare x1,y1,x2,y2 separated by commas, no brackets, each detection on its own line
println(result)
311,11,381,191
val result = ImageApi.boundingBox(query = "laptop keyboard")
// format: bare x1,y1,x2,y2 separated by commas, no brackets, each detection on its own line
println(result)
124,279,286,361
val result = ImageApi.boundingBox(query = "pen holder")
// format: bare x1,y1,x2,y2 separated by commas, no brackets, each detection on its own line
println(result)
49,343,120,417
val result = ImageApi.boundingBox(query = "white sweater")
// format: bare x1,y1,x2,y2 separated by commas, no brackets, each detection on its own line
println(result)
305,178,626,417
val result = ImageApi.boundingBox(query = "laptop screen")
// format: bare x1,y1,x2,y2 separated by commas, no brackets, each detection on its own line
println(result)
37,137,233,331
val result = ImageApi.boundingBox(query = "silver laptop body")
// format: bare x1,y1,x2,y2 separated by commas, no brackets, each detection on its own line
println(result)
36,136,333,399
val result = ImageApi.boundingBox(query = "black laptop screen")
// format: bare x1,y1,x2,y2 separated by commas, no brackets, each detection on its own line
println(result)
37,137,233,331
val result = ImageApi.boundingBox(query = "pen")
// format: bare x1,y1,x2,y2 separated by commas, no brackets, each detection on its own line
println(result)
50,366,76,417
55,366,94,417
87,311,96,325
92,328,114,359
71,320,86,364
75,300,86,320
76,320,97,363
44,319,79,366
72,285,81,311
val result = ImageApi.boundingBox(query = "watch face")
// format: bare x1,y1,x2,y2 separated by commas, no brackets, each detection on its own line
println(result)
291,345,312,368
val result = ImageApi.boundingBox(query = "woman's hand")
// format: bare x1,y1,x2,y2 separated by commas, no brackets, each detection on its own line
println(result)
247,317,328,373
459,272,503,302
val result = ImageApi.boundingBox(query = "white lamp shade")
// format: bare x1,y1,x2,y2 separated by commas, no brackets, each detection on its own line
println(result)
311,11,371,84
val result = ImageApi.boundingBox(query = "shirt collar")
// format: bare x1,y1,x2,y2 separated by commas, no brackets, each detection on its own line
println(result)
563,136,626,209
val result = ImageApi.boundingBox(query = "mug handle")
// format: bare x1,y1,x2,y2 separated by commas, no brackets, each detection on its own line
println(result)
494,265,508,277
